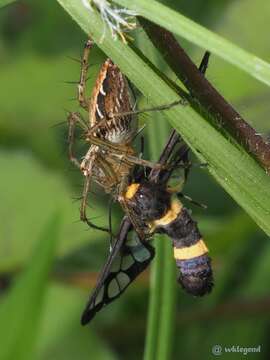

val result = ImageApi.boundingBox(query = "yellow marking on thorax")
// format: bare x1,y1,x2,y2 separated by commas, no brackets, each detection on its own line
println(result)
125,183,140,199
167,184,183,194
150,200,182,230
174,239,208,260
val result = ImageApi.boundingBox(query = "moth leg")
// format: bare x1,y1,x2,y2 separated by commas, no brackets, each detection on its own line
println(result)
180,146,191,185
199,51,211,76
78,39,94,111
176,192,207,209
139,136,144,158
171,51,211,183
118,177,147,241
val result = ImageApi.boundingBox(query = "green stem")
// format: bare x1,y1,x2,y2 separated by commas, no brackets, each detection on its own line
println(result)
0,0,17,8
156,243,176,360
115,0,270,87
143,236,165,360
144,118,176,360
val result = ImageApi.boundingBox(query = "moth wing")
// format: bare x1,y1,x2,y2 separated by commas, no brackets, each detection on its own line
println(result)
81,217,155,325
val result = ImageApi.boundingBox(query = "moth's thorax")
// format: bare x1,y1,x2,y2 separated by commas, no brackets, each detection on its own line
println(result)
89,59,137,144
125,182,171,222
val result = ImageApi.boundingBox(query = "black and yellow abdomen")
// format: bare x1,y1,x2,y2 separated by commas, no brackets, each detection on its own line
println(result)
125,182,213,296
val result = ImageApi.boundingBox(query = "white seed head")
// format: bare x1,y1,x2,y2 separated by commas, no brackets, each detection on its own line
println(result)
81,0,137,42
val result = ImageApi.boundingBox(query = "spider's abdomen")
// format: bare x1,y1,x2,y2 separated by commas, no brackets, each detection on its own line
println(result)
89,59,137,144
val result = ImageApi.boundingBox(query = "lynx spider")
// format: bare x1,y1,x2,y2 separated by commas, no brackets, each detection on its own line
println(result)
67,39,160,236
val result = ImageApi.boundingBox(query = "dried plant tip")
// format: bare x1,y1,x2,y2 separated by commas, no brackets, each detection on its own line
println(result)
81,0,137,42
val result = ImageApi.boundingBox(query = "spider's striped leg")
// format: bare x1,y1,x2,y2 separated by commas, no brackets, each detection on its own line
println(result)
79,152,110,233
78,39,94,111
67,111,89,168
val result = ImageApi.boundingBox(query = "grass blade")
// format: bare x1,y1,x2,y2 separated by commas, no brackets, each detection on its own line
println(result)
144,120,176,360
156,243,176,360
0,214,61,360
143,237,165,360
0,0,17,8
115,0,270,87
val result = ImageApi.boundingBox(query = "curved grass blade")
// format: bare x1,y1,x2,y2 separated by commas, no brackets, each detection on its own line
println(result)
0,0,17,8
143,120,176,360
115,0,270,87
0,214,60,360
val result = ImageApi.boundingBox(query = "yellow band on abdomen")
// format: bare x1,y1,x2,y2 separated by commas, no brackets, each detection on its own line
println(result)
174,239,208,260
153,200,182,227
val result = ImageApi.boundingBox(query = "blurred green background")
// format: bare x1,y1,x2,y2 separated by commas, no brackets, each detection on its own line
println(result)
0,0,270,359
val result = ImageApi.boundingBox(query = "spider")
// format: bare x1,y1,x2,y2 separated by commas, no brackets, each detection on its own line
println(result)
67,39,161,235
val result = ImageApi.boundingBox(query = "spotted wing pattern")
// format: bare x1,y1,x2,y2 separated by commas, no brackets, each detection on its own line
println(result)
81,217,155,325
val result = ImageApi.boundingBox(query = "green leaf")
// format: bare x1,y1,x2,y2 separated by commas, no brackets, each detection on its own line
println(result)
115,0,270,87
0,151,107,272
144,121,176,360
0,214,60,360
36,284,117,360
56,0,270,237
0,0,16,8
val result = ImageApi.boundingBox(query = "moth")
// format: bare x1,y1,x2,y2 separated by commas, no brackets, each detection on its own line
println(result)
79,50,213,325
81,130,213,325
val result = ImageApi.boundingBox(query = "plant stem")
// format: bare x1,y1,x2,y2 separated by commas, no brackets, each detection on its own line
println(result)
139,18,270,174
156,243,176,360
144,118,176,360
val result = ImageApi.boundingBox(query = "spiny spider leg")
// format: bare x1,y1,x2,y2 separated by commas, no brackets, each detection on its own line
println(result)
80,157,110,233
111,98,187,118
67,112,83,169
83,121,164,170
78,39,94,111
100,50,211,128
84,99,186,137
68,111,110,233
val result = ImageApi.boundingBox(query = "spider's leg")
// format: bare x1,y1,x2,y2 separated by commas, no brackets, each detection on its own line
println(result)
80,154,110,233
78,39,94,111
67,111,87,168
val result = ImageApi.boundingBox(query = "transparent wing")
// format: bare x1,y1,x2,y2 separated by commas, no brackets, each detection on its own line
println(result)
81,216,155,325
149,132,190,194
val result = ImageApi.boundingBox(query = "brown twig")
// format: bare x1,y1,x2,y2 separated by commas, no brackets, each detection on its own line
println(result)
139,18,270,174
178,296,270,323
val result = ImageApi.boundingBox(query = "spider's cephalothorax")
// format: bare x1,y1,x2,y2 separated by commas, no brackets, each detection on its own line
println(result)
68,39,157,232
